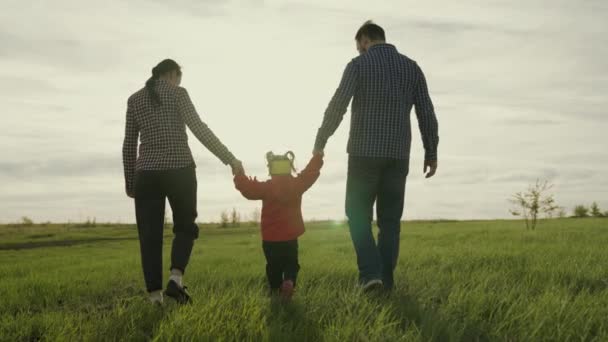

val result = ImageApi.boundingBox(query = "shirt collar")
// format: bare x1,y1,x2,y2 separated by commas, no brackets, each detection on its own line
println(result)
368,43,396,52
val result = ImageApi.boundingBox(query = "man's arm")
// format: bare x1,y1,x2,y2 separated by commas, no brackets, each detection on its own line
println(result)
314,60,358,153
176,87,241,169
413,63,439,177
122,102,139,198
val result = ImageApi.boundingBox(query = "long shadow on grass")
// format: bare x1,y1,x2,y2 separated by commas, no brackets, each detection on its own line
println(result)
385,289,497,342
0,237,138,250
266,299,322,342
94,297,172,341
383,290,453,341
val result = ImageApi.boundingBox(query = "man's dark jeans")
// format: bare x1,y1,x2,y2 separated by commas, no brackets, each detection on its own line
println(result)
134,166,199,292
346,156,409,289
262,239,300,290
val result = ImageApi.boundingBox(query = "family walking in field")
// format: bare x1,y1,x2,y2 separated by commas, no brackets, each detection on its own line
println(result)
122,21,439,304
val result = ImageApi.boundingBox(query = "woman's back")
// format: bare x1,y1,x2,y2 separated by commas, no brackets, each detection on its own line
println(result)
127,79,195,172
122,58,240,200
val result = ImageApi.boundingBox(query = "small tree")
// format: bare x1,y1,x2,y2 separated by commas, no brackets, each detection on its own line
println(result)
231,208,241,227
251,207,261,226
590,202,603,217
84,217,97,228
509,179,559,230
21,216,34,226
557,207,567,219
220,211,230,228
573,205,589,218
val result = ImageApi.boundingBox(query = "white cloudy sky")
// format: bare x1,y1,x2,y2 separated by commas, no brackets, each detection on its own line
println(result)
0,0,606,223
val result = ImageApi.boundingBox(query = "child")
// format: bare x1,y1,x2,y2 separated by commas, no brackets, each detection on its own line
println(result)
234,151,323,300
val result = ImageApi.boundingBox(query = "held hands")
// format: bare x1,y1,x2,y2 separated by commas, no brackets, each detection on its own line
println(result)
424,160,438,179
231,159,245,176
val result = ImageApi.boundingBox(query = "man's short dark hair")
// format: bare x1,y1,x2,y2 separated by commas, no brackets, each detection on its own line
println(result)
355,20,386,42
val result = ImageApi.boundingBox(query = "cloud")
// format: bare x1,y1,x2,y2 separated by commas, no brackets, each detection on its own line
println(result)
0,155,121,180
0,0,607,222
0,75,61,95
388,18,531,37
500,117,562,126
0,29,122,72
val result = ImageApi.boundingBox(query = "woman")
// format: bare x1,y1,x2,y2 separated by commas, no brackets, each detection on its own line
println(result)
122,59,243,304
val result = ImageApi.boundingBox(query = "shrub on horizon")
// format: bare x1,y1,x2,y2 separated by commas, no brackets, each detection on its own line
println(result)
573,205,589,218
220,211,230,228
20,216,34,226
590,202,604,217
509,179,559,230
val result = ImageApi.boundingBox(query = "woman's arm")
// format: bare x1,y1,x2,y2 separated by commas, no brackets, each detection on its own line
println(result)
122,101,139,198
176,87,239,167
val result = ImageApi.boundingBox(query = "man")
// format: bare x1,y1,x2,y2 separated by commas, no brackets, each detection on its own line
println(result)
314,21,439,291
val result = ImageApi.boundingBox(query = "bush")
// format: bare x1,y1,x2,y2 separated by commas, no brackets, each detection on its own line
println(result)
573,205,589,218
590,202,603,217
220,211,230,228
231,208,241,228
509,180,559,229
21,216,34,226
250,208,261,226
83,217,97,228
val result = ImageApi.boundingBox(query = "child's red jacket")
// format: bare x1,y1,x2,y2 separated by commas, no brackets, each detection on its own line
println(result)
234,155,323,241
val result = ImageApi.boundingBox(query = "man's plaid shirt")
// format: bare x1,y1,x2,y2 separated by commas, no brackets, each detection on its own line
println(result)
315,44,439,161
122,80,236,194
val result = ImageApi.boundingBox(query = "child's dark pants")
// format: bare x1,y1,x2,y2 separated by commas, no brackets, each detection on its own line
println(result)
262,239,300,290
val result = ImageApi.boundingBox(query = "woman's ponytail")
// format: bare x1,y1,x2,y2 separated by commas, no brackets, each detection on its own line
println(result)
145,59,181,106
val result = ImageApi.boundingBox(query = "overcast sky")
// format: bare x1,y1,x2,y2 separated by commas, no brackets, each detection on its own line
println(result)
0,0,606,223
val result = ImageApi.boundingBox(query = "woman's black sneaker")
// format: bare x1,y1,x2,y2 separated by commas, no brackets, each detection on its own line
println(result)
164,280,192,304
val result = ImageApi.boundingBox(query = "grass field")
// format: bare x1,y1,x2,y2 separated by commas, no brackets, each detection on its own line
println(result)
1,218,608,341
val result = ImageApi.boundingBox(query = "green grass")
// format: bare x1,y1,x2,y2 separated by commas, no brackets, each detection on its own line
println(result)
1,218,608,341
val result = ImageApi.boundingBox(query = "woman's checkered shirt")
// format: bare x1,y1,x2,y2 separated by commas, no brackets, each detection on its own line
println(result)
122,80,236,194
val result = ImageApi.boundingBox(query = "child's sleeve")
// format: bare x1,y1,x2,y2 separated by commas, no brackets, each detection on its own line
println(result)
234,174,267,200
295,154,324,194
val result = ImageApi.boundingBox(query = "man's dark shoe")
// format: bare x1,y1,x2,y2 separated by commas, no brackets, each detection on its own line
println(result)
164,280,192,304
361,279,383,293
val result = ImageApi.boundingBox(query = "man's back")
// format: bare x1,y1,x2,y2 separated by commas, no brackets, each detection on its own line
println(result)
314,43,438,162
350,44,421,159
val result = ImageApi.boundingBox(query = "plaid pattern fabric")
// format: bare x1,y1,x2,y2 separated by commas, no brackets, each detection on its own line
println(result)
122,79,236,194
314,44,439,161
